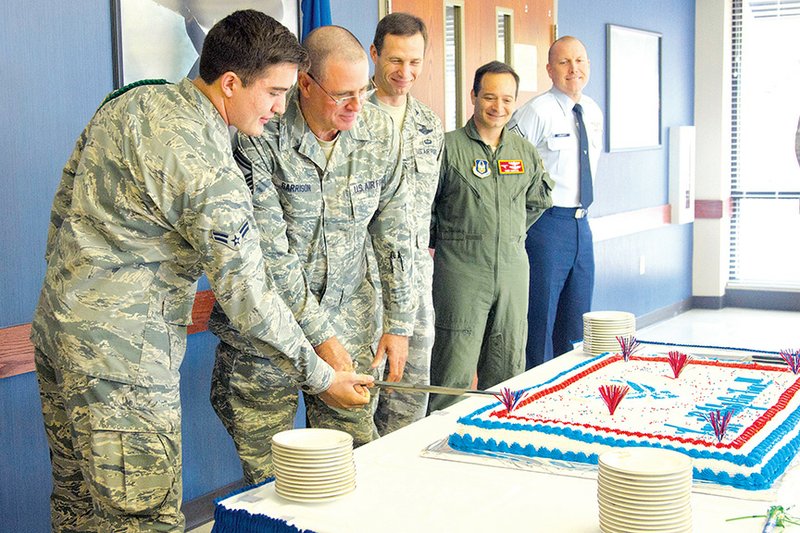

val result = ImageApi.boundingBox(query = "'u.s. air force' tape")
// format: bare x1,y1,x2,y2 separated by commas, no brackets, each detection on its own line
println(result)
211,220,250,250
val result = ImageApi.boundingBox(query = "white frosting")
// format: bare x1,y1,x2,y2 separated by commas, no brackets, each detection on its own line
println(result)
451,354,800,490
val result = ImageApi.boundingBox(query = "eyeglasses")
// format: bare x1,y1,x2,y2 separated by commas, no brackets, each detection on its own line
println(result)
307,73,376,106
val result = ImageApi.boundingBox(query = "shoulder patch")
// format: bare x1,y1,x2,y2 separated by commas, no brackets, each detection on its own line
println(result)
211,220,250,250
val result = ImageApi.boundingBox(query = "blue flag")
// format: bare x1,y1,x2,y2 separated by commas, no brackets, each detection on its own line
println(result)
301,0,332,41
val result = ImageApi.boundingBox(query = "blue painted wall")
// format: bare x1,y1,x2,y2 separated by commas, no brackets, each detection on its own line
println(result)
0,0,694,530
557,0,696,316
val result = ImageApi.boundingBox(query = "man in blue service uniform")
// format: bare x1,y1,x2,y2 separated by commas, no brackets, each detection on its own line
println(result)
429,61,553,412
31,12,372,532
509,36,603,369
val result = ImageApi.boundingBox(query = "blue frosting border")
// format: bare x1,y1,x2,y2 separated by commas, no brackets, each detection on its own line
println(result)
453,353,800,490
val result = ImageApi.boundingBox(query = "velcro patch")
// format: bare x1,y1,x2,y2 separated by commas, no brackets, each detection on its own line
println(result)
498,160,524,174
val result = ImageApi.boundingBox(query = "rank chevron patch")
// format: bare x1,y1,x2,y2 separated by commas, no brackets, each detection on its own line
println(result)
211,220,250,250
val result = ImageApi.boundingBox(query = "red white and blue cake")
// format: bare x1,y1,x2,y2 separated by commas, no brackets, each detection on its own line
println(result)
448,353,800,490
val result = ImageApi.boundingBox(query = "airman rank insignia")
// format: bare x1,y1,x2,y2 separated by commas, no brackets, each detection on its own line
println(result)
498,160,525,174
472,159,491,178
211,220,250,250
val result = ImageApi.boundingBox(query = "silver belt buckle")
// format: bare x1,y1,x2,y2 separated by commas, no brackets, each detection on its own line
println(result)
574,208,587,219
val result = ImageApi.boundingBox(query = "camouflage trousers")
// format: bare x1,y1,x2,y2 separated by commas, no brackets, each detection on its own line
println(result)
210,280,381,485
35,348,183,533
211,341,379,484
374,277,434,435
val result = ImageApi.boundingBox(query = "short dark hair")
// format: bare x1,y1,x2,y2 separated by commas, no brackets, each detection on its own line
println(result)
372,12,428,55
199,10,308,86
472,61,520,98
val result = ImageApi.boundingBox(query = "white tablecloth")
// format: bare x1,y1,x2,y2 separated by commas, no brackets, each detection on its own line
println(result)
215,351,800,532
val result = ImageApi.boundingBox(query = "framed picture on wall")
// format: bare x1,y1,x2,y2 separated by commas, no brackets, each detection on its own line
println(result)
111,0,299,88
606,24,662,151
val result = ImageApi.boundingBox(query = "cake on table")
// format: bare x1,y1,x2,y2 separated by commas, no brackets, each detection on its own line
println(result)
449,352,800,490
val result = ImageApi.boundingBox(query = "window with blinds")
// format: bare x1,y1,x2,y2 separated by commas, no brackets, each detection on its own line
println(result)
496,9,513,65
729,0,800,289
444,3,464,131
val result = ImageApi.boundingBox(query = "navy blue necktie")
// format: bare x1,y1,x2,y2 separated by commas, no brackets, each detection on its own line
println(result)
573,103,593,208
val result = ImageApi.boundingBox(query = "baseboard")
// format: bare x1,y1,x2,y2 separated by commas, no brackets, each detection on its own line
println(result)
692,295,726,310
725,289,800,311
182,478,246,530
692,290,800,312
635,298,694,329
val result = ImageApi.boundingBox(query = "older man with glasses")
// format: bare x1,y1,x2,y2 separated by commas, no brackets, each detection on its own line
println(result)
207,25,413,484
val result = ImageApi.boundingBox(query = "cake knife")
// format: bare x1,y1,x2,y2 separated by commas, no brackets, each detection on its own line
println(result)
371,380,497,397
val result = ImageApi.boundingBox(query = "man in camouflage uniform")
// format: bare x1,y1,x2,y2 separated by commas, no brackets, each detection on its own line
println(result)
209,26,413,484
429,61,553,413
31,12,372,532
368,13,444,435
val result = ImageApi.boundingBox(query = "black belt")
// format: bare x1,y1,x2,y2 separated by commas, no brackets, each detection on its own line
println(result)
549,206,588,219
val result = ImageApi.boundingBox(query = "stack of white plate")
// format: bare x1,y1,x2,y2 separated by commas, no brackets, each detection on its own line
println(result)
272,428,356,503
583,311,636,355
598,448,693,533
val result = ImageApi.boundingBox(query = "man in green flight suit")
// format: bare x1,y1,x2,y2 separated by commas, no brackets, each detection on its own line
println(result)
31,12,372,532
429,61,553,412
209,25,413,484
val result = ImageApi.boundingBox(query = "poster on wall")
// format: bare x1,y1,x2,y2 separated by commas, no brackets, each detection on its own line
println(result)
111,0,299,88
606,24,662,151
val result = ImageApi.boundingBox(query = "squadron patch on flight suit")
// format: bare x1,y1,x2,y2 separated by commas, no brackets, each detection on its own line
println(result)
472,159,491,178
211,220,250,250
498,160,525,174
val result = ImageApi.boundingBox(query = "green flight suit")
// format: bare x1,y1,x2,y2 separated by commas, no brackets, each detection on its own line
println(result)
429,118,553,412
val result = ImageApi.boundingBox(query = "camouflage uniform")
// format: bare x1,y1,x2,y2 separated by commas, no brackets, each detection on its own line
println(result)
31,79,333,532
428,118,553,413
209,89,413,483
370,92,444,435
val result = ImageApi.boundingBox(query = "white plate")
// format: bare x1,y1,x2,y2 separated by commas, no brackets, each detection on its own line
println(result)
599,448,692,476
599,513,692,533
597,493,691,513
272,428,353,450
598,491,690,512
272,445,353,460
599,479,691,498
598,484,690,500
599,506,692,527
274,460,355,473
275,471,356,489
584,311,636,321
273,457,355,472
598,469,692,486
275,480,356,500
276,477,356,494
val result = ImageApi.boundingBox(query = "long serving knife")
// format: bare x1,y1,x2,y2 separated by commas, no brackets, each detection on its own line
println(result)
372,380,497,397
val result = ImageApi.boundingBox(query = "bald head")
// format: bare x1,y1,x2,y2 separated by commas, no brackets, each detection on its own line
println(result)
303,25,367,82
548,36,587,65
546,35,590,101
